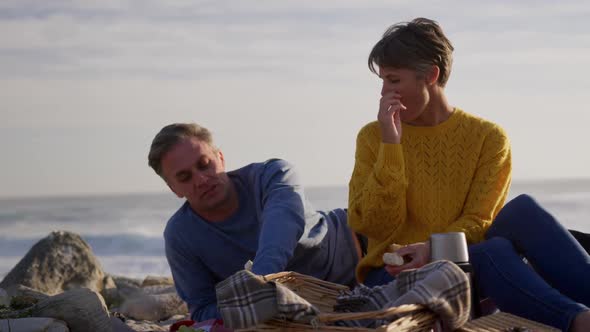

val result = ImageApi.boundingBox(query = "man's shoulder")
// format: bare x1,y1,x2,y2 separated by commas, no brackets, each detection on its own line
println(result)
229,159,294,179
163,202,192,240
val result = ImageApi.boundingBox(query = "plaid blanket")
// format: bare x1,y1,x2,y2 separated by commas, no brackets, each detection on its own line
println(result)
335,260,471,330
216,270,319,329
216,260,470,330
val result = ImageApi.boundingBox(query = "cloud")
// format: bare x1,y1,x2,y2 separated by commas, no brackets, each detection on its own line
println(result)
1,0,588,80
1,0,590,197
0,1,378,79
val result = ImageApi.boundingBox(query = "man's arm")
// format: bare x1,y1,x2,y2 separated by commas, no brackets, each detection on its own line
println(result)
250,159,308,276
165,236,219,321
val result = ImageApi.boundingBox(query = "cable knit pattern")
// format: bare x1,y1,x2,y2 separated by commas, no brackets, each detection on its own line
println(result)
348,109,512,282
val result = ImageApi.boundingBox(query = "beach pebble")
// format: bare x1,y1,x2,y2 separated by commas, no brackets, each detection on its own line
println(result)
141,276,174,287
122,318,168,332
112,275,143,288
120,291,188,321
119,314,189,332
0,317,69,332
142,285,176,295
102,275,144,308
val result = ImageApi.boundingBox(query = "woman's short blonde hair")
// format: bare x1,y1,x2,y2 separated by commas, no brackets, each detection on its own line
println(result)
368,17,454,87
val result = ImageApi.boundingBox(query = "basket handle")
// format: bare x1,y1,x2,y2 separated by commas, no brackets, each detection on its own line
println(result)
317,304,427,323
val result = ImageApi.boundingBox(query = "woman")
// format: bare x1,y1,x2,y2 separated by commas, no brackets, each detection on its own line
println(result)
348,17,590,331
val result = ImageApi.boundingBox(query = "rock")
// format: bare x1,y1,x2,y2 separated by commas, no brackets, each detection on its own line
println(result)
111,275,143,300
0,231,105,295
110,316,136,332
111,312,189,331
120,292,187,321
0,288,9,307
142,285,175,295
0,317,69,332
103,275,117,290
31,288,112,332
5,284,50,302
112,275,142,289
123,319,168,332
116,281,187,321
159,314,189,325
10,294,39,309
102,275,145,309
141,276,174,287
101,275,120,308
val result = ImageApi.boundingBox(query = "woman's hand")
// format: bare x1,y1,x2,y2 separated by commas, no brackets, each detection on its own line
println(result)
384,242,430,276
378,92,406,144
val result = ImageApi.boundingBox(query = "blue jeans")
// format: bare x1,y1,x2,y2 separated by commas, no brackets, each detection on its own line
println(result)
364,264,395,287
364,194,589,330
470,194,589,331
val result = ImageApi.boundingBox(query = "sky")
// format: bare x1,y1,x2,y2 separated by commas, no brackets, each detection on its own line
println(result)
1,0,589,198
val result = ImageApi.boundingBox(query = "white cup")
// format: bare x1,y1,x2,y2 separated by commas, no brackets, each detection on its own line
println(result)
430,232,469,263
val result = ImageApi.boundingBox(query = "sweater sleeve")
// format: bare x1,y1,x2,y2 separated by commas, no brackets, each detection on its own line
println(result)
164,235,220,322
444,125,512,243
250,159,306,276
348,126,409,241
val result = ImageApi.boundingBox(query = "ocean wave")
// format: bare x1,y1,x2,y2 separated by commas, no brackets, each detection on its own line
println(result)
0,234,165,257
0,254,170,279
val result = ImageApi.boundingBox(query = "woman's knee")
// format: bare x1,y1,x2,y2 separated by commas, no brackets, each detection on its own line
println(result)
508,194,539,210
488,194,542,238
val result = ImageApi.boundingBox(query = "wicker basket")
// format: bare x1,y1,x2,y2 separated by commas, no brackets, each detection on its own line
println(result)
232,271,560,332
233,271,438,332
460,312,560,332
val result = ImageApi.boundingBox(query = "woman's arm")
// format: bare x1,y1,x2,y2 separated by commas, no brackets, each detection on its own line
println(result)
444,126,512,243
348,125,409,241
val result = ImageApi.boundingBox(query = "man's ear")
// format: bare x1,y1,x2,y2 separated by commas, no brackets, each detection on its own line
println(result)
426,65,440,85
218,150,225,168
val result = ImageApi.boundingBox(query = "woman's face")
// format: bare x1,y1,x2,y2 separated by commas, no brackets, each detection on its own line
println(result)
379,67,430,124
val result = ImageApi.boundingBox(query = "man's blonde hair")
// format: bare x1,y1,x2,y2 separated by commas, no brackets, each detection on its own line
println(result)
148,123,216,177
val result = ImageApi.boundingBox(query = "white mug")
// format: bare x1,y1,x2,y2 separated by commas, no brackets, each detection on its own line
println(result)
430,232,469,263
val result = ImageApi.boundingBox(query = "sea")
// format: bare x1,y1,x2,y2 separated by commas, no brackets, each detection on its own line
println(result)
1,181,589,280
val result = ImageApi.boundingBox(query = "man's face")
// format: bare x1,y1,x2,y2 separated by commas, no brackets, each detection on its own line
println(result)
160,137,233,215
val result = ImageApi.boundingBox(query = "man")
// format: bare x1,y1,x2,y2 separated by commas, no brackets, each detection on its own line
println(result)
148,123,359,322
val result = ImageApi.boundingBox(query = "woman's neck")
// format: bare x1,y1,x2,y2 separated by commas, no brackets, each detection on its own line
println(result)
407,89,454,127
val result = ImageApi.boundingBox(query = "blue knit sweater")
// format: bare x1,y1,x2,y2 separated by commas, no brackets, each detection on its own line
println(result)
163,159,357,321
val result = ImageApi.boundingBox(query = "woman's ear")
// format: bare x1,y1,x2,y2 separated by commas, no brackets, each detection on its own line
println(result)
426,65,440,85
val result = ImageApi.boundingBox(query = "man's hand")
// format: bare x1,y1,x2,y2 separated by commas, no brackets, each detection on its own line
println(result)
384,242,430,276
378,92,406,144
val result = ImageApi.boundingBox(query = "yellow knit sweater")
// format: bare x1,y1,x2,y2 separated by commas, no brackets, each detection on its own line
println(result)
348,109,512,282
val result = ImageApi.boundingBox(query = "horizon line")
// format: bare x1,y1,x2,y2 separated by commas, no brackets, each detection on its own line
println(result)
2,177,590,201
